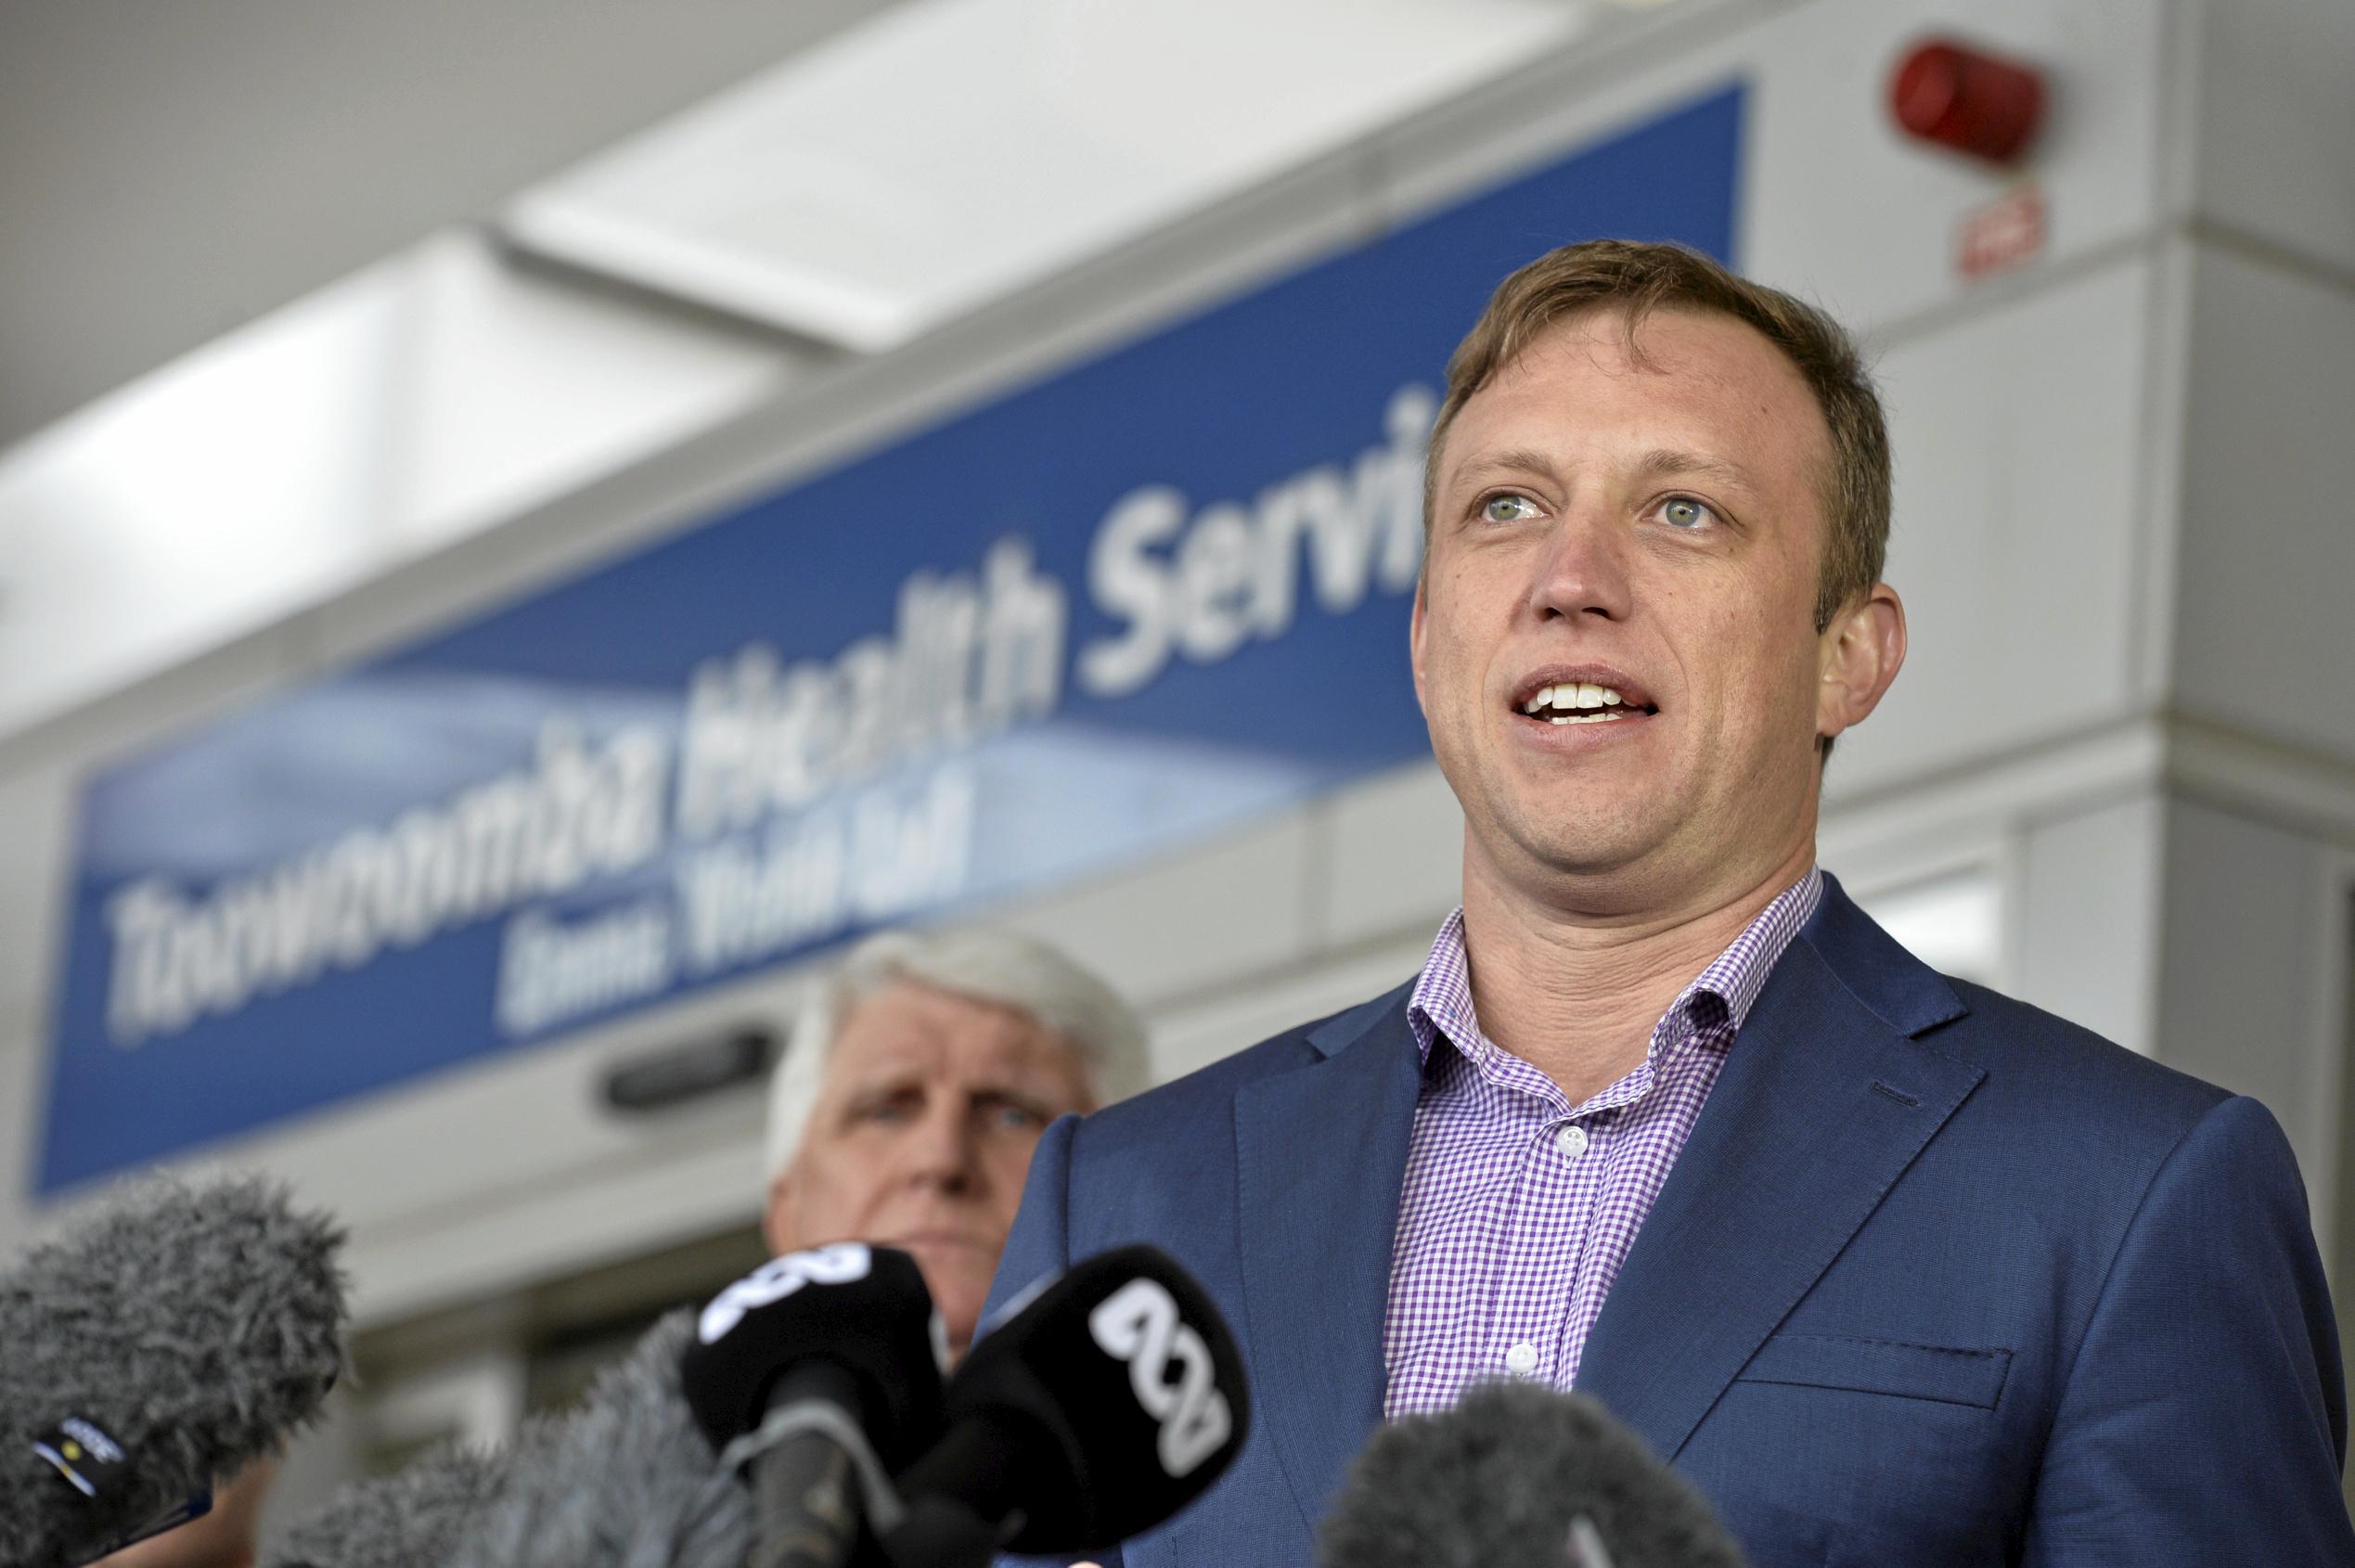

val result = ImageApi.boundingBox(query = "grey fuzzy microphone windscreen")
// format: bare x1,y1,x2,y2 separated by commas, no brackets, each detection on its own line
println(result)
444,1310,751,1568
1,1173,348,1568
267,1437,520,1568
1319,1382,1746,1568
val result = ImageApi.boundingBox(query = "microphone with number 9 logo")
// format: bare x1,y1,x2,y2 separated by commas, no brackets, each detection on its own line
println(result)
680,1243,947,1568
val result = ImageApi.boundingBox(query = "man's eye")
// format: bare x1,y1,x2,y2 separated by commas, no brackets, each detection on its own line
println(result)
1479,493,1540,523
986,1102,1046,1131
1660,497,1716,529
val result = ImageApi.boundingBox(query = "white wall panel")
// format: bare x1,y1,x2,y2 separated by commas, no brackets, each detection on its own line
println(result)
0,765,62,1252
0,996,47,1254
1827,258,2156,792
388,234,796,553
0,273,405,739
2014,790,2163,1053
2193,0,2355,279
2153,798,2340,1228
0,763,72,1020
2172,242,2355,766
1316,761,1461,952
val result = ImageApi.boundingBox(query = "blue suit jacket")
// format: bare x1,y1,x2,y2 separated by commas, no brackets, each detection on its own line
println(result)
984,876,2354,1565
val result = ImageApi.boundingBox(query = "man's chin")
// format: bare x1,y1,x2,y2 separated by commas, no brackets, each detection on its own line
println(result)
1503,814,1666,884
1471,769,1668,868
893,1237,1001,1350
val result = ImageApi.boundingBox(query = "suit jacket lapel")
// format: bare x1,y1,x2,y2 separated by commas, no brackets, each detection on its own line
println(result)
1234,985,1422,1540
1575,877,1985,1460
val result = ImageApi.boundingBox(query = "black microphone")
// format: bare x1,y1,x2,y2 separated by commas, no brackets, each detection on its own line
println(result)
680,1243,947,1568
1318,1381,1746,1568
0,1174,347,1568
878,1244,1251,1567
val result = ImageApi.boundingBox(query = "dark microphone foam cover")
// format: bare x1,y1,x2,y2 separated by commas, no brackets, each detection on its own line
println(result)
0,1173,347,1568
1319,1381,1746,1568
910,1243,1250,1553
678,1242,944,1472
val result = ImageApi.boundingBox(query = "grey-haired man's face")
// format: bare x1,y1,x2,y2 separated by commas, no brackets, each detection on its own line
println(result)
764,980,1096,1356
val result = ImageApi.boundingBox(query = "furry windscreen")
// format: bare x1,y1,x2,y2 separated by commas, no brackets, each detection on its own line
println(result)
444,1310,752,1568
1319,1381,1746,1568
269,1439,517,1568
1,1174,348,1568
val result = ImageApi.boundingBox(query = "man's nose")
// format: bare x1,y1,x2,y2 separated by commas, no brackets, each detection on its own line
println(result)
1525,503,1634,623
902,1100,984,1194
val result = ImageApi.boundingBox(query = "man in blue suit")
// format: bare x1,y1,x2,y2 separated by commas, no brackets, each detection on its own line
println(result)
984,239,2354,1564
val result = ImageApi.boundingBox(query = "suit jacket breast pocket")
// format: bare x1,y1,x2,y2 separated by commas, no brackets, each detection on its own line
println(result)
1733,1333,2013,1408
1693,1335,2025,1567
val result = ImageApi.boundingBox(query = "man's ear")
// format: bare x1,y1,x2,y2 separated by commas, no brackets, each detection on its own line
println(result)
1409,570,1432,719
760,1168,796,1257
1816,583,1907,747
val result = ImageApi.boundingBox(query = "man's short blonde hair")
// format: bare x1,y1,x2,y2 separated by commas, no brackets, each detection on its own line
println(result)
763,924,1151,1178
1426,238,1892,635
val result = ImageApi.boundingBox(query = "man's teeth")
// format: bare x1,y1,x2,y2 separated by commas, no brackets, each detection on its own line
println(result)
1520,682,1641,724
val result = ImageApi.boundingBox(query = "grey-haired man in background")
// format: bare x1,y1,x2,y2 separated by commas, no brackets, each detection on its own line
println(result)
759,926,1150,1359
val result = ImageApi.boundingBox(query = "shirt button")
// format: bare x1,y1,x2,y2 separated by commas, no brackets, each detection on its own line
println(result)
1504,1342,1540,1375
1554,1125,1589,1159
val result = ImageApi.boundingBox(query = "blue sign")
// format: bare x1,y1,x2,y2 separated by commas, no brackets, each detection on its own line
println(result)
38,85,1744,1193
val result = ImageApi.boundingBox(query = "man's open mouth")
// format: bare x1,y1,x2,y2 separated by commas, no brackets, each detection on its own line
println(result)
1516,681,1660,726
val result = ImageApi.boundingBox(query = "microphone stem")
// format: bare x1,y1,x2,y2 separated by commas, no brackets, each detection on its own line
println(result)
750,1431,861,1568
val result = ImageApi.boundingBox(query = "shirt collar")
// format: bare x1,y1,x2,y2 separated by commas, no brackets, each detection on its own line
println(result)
1407,867,1823,1069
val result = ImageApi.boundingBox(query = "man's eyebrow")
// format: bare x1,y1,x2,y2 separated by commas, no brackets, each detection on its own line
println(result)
1445,447,1566,491
842,1075,921,1099
967,1085,1053,1108
1630,446,1762,494
1446,446,1764,496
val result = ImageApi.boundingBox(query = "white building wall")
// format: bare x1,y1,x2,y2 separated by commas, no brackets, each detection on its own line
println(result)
2189,0,2355,282
2015,792,2168,1055
2153,800,2345,1229
2146,0,2355,1283
2171,243,2355,763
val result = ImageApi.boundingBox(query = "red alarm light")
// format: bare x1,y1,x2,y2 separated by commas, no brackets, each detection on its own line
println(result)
1888,37,2047,166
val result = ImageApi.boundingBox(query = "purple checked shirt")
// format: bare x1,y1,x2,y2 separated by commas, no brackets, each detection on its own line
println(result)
1383,868,1823,1418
